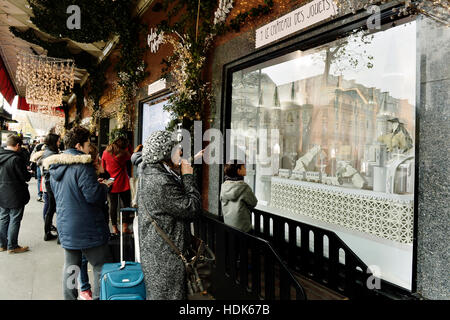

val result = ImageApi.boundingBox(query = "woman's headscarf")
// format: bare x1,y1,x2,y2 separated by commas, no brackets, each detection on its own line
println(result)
142,130,177,165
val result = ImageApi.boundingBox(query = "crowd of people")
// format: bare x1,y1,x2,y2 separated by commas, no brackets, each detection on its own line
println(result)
0,126,258,300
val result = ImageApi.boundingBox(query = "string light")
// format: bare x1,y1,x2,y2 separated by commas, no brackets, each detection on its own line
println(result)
16,53,75,108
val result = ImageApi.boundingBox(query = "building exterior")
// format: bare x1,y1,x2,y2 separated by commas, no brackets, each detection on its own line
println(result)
78,0,448,300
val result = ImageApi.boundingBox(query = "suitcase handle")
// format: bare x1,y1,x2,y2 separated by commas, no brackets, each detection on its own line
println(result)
119,208,138,269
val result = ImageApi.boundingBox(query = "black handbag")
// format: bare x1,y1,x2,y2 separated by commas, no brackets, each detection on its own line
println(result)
148,218,216,300
185,235,216,299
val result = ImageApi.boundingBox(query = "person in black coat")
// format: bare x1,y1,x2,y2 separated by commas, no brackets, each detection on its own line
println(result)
0,134,31,254
39,133,61,241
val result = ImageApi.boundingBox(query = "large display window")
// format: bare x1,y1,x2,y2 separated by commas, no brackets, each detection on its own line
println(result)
229,18,417,289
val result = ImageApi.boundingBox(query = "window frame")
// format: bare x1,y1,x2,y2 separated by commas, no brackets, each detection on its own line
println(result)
220,3,419,294
137,90,172,146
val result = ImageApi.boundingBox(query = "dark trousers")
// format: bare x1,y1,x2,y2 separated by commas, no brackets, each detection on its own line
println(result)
36,167,42,198
44,181,57,235
0,206,25,250
63,243,111,300
78,254,91,292
108,190,132,226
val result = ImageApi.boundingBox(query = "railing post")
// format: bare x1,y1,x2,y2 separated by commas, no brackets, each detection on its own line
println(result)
344,254,356,298
239,235,249,289
250,238,261,297
254,212,261,236
288,224,297,270
314,230,324,283
263,215,270,239
264,246,275,300
300,226,310,275
229,231,237,282
215,222,227,278
328,239,339,291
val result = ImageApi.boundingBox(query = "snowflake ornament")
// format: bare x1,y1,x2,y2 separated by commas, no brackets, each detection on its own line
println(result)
214,0,233,26
147,28,165,53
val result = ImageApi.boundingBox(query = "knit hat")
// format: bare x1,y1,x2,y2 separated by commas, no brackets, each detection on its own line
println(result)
142,130,178,164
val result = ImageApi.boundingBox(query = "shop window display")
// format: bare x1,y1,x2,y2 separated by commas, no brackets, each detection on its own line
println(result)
230,20,416,248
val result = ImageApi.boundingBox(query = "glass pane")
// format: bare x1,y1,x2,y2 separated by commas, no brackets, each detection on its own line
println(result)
231,21,416,203
141,100,171,142
230,19,417,289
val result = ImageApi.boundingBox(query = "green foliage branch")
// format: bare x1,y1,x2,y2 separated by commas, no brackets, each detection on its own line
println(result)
152,0,274,131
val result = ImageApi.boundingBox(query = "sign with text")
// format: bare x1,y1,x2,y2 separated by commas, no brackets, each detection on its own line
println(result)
148,78,167,96
255,0,338,49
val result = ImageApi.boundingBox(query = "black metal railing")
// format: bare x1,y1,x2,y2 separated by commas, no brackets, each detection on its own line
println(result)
251,208,369,298
193,212,307,300
250,209,416,300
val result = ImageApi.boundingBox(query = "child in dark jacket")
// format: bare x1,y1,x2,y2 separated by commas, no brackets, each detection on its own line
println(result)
220,160,257,233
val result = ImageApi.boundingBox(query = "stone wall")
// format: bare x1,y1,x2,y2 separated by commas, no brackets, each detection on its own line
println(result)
416,16,450,300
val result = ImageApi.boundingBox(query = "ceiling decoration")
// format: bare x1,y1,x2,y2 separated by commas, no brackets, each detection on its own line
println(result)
16,52,75,107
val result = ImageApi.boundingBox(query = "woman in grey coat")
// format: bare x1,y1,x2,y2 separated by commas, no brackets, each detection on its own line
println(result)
138,130,201,300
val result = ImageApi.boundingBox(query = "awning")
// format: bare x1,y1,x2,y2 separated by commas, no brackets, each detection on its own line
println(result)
17,96,31,111
0,55,16,106
0,56,62,114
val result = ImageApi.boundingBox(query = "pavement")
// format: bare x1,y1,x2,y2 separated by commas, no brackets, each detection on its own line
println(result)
0,178,94,300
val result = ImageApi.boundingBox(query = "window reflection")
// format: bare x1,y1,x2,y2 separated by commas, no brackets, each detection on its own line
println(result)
141,100,171,143
231,21,416,206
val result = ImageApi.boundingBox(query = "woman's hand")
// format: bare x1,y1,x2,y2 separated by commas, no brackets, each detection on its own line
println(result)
193,149,205,162
180,159,193,175
102,179,114,188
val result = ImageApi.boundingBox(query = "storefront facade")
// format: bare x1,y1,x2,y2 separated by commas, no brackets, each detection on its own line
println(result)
103,0,449,299
204,2,449,299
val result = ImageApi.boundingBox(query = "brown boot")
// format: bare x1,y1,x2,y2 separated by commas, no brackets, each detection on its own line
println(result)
8,246,29,254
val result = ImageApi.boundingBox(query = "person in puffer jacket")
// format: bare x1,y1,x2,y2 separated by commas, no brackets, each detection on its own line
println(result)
220,160,258,233
45,127,113,300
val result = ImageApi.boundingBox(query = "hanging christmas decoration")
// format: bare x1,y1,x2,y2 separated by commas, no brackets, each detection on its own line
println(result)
214,0,234,25
147,28,165,53
16,53,75,108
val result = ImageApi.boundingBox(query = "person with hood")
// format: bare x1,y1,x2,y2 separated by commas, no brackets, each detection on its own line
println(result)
39,133,60,241
138,130,201,300
129,144,143,208
0,134,31,254
45,126,112,300
131,144,143,177
220,160,258,233
32,136,45,202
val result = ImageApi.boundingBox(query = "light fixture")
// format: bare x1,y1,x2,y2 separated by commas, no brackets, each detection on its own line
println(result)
16,53,75,108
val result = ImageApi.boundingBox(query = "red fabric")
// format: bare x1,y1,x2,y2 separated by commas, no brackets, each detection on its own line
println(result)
17,96,64,115
17,96,30,111
0,55,17,105
0,56,64,114
101,150,131,193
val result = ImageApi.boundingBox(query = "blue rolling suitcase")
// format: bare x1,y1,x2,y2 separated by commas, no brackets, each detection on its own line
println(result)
100,208,146,300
